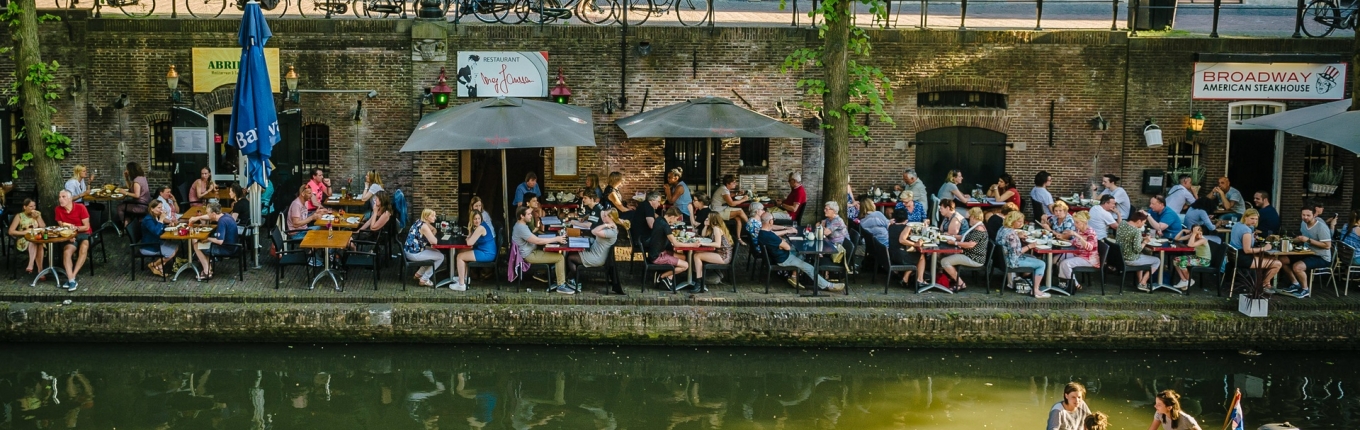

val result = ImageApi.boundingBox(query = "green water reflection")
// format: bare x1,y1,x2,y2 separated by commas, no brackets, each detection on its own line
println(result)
2,345,1356,429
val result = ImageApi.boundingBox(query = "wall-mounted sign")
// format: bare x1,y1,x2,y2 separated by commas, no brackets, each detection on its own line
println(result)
455,51,549,98
173,127,209,154
1193,62,1347,100
192,47,282,93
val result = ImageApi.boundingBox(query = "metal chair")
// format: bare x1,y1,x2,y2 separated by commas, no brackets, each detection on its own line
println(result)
1339,243,1360,296
1069,241,1109,295
816,237,854,295
697,237,740,292
1105,241,1156,295
575,243,623,293
930,195,941,226
464,225,504,290
270,227,311,289
760,244,807,294
863,236,915,294
1188,241,1226,296
1223,243,1244,296
637,242,677,293
206,235,248,282
344,239,382,290
1308,244,1339,297
126,220,167,282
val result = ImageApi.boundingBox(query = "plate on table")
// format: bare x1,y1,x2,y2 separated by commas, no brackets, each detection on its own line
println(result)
346,217,361,224
1055,240,1072,247
909,236,923,242
698,238,715,245
1035,244,1052,250
320,215,336,221
196,227,213,233
111,194,124,198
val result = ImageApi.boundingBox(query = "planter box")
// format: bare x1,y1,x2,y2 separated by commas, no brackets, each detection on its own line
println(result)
1238,294,1268,317
1308,183,1339,195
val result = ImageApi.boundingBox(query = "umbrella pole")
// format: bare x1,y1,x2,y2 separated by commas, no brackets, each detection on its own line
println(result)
706,137,713,194
250,182,263,268
502,149,510,229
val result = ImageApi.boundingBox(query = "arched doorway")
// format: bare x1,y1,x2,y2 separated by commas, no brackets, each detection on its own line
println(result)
914,127,1008,197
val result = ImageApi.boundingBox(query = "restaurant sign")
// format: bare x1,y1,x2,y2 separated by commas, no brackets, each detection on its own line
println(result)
455,51,549,98
192,48,282,93
1193,62,1347,100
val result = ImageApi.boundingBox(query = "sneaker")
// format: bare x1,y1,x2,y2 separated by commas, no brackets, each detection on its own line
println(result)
1284,283,1302,293
66,280,78,292
823,283,846,292
1293,288,1311,299
554,284,577,295
661,277,676,292
1173,280,1189,290
1034,291,1051,298
450,281,467,292
785,276,800,289
1188,279,1196,288
1136,284,1150,292
308,257,322,267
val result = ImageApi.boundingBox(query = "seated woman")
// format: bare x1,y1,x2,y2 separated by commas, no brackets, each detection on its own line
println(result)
356,192,393,242
567,208,625,295
986,202,1020,245
987,173,1022,208
937,198,966,240
228,185,251,228
451,210,495,291
603,172,629,213
692,212,734,292
1340,210,1360,266
1041,200,1077,240
357,170,385,203
894,192,927,224
8,198,45,275
188,166,217,207
939,207,988,290
1172,224,1211,290
1116,212,1162,292
116,162,151,228
1228,209,1282,291
889,210,928,287
937,169,970,202
711,175,750,226
1057,211,1099,290
138,200,179,277
647,207,691,291
997,210,1049,298
818,201,849,247
404,209,446,287
689,193,710,228
857,196,890,246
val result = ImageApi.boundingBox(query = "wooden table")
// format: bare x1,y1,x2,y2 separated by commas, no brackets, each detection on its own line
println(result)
300,230,353,291
79,191,126,231
1148,243,1196,294
788,237,837,297
919,244,963,294
178,205,238,222
964,198,1005,208
432,239,472,288
201,189,235,202
314,214,362,230
160,228,211,281
323,196,368,208
24,232,74,288
1032,245,1080,296
542,202,581,210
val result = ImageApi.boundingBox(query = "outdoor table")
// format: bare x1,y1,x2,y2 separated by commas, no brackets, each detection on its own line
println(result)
201,189,235,203
542,202,580,210
1032,245,1080,296
323,196,368,209
874,201,897,208
918,244,962,294
79,190,124,231
314,213,362,230
788,237,837,297
160,226,212,281
671,242,716,291
1059,198,1095,212
431,239,471,288
964,198,1005,208
1148,242,1196,294
300,229,353,291
179,205,237,222
24,231,73,288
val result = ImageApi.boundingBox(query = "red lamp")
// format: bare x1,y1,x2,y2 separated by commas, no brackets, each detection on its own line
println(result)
549,69,572,104
430,67,453,109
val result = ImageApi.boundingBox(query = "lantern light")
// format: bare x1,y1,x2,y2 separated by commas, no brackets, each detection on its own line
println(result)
549,69,572,104
430,67,453,109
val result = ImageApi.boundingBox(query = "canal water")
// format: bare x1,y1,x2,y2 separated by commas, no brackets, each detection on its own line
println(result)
2,344,1355,429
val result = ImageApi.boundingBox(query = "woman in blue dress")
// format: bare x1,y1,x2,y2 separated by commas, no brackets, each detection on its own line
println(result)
452,210,496,291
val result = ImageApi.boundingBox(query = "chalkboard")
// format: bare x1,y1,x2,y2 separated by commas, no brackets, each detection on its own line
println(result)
173,127,209,154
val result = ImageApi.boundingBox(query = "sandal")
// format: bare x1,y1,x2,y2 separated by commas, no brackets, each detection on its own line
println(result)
418,278,435,287
150,265,165,277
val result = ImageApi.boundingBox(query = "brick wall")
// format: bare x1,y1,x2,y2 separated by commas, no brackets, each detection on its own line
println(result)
5,16,1354,228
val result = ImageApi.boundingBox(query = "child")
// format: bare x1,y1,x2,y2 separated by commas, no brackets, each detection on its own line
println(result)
1172,224,1210,290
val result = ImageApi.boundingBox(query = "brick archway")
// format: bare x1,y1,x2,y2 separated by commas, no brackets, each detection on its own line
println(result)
914,109,1011,135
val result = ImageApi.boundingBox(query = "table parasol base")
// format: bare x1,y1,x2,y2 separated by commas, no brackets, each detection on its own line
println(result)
311,270,342,292
31,267,64,288
1148,283,1186,295
917,283,955,294
173,258,200,282
1039,285,1072,296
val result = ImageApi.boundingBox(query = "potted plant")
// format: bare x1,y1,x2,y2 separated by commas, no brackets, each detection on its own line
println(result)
1308,165,1343,195
1167,166,1206,195
1235,269,1268,317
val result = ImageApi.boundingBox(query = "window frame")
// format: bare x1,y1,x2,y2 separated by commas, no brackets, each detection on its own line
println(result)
739,137,769,169
301,123,330,171
148,120,175,172
917,91,1008,109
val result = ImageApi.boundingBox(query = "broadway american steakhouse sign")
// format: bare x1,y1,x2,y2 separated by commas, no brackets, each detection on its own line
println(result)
1193,62,1347,101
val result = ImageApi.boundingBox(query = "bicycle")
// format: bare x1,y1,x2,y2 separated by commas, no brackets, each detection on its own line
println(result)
574,0,616,25
1301,0,1358,37
299,0,350,18
104,0,156,18
354,0,407,18
233,0,289,17
655,0,710,26
514,0,574,24
452,0,516,23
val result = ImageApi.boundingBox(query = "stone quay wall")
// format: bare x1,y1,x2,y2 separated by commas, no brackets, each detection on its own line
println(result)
4,302,1358,349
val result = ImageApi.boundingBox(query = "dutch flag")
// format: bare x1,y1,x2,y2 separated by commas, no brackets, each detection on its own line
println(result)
1223,388,1245,430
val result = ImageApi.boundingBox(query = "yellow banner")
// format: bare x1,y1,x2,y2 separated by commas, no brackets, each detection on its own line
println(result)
192,47,282,93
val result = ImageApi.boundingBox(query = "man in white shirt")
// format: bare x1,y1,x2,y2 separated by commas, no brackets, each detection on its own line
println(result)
1164,174,1196,214
1279,207,1333,298
1030,170,1054,221
1099,174,1130,221
1087,195,1119,241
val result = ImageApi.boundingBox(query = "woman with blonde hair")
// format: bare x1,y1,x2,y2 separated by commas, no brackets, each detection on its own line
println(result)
357,170,385,202
450,210,495,291
998,210,1049,298
64,165,92,204
603,171,630,213
1146,390,1201,430
1057,210,1099,290
404,208,445,287
582,173,603,201
7,198,45,275
566,208,623,295
692,212,734,292
937,169,969,202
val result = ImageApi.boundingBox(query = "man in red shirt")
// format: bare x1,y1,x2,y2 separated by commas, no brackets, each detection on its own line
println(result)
778,171,807,224
305,168,330,212
55,190,92,291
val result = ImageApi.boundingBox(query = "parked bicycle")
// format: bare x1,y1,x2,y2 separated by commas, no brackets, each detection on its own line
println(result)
514,0,574,24
451,0,517,23
1301,0,1358,37
606,0,711,26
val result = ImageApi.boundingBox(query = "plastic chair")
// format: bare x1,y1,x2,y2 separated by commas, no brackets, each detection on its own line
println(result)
344,239,382,290
270,227,310,289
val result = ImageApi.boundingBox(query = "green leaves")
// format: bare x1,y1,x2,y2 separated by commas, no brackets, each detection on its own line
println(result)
780,0,895,141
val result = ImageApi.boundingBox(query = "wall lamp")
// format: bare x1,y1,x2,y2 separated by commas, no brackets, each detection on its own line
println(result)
1185,110,1205,139
1089,112,1109,131
549,69,572,104
284,65,300,103
635,41,652,57
430,67,452,109
166,65,182,103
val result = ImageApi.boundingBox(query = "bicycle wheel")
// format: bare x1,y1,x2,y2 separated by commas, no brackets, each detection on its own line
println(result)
117,0,156,17
622,0,650,25
1301,0,1339,37
675,0,708,26
186,0,226,18
575,0,614,24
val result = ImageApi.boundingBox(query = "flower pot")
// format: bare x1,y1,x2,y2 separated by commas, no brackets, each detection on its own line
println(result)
1308,183,1338,195
1238,293,1268,317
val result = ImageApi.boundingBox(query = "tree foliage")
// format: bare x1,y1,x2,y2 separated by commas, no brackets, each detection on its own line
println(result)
3,3,72,179
780,0,895,140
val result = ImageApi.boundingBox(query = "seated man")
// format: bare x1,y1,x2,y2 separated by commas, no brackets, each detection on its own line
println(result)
1278,207,1332,299
510,206,572,294
55,190,92,292
287,184,329,240
1210,176,1246,221
189,202,239,281
755,212,844,292
569,192,603,229
1143,195,1182,240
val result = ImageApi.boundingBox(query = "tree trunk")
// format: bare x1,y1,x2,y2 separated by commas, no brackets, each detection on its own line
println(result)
821,0,851,220
12,0,63,214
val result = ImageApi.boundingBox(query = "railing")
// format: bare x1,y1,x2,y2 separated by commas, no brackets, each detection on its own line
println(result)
48,0,1358,38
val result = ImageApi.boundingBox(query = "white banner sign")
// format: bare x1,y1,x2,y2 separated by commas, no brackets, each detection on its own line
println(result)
173,127,209,154
455,51,550,98
1193,62,1347,100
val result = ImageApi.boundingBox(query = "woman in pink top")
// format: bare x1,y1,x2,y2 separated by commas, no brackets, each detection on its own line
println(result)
188,166,217,206
1057,210,1100,290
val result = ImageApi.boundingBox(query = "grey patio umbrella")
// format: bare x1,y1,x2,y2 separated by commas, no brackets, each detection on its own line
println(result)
1241,99,1360,152
400,96,596,226
615,96,818,189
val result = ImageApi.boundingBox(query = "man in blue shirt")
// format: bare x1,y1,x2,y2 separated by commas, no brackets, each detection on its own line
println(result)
755,212,842,292
1143,195,1182,239
1252,191,1280,236
511,172,543,207
1030,171,1054,220
189,202,239,280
